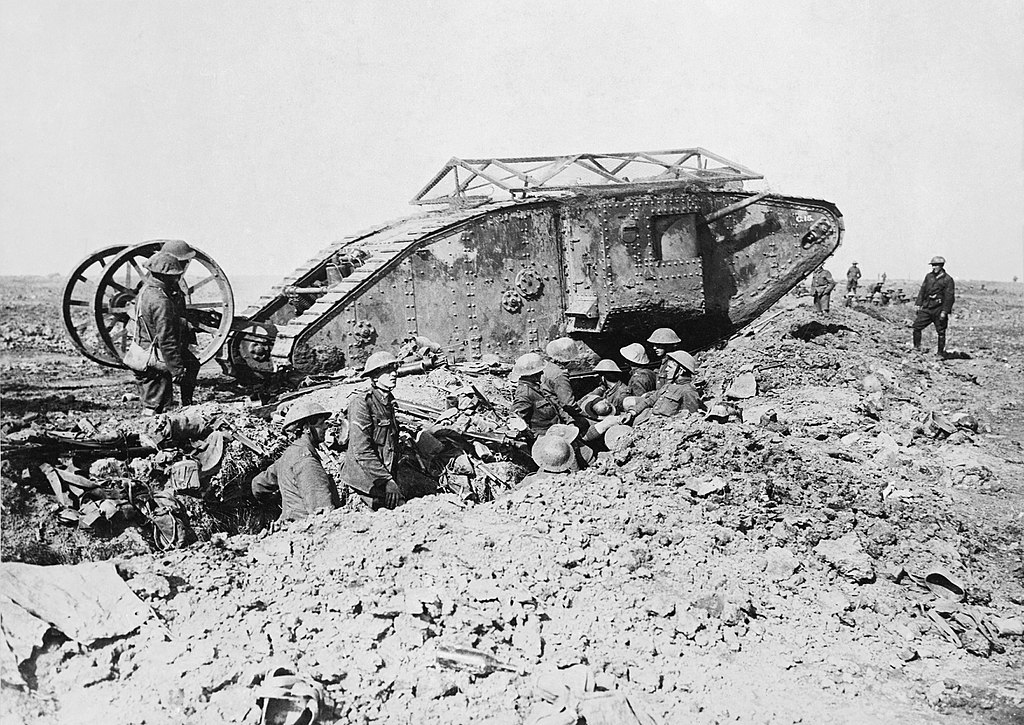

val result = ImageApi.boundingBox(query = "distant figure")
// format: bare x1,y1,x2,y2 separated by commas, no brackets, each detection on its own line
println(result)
811,266,836,314
342,351,406,509
913,256,955,358
846,262,861,293
252,400,338,522
132,252,201,414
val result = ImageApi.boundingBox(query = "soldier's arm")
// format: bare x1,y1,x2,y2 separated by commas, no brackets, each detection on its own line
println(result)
915,278,927,307
511,390,533,421
943,278,955,314
149,296,185,377
294,454,337,511
348,395,394,482
251,462,280,501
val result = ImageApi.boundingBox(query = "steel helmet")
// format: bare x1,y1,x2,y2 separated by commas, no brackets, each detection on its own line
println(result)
545,337,579,363
531,435,574,473
547,423,580,444
362,350,400,378
666,350,697,373
160,239,197,261
593,358,621,374
145,252,185,276
619,343,650,366
647,328,681,345
604,424,633,450
511,352,545,380
282,399,331,429
621,395,639,411
930,256,946,265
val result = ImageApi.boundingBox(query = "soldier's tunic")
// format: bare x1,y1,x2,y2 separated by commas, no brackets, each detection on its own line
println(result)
627,367,658,397
133,277,200,412
541,361,575,407
913,270,956,352
512,379,562,436
592,379,630,412
342,386,402,507
251,433,337,521
655,356,673,388
633,377,704,419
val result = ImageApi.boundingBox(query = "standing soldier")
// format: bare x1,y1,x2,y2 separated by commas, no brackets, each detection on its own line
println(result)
647,328,682,387
913,256,955,358
619,343,658,396
341,351,405,509
251,400,338,522
811,265,837,314
846,262,861,294
132,252,201,413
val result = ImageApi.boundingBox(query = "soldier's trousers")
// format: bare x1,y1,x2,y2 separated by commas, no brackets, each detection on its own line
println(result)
912,307,948,352
135,349,200,413
813,291,831,313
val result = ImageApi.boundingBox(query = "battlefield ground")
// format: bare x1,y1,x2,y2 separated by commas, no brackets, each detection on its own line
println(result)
1,274,1023,724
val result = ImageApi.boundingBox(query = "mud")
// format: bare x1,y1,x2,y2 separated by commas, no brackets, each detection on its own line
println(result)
2,275,1023,724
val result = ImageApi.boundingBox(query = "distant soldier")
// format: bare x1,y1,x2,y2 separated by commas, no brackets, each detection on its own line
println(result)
252,400,338,522
630,350,704,422
913,256,955,358
341,351,406,509
511,352,564,438
811,265,836,314
846,262,861,293
619,343,658,397
647,328,682,387
132,252,201,414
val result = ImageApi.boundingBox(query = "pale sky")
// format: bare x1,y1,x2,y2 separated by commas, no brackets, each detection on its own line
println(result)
2,0,1022,285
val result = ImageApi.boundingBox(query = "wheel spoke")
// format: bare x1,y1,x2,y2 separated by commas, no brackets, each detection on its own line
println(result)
129,258,145,278
186,301,226,309
68,299,90,307
188,275,216,294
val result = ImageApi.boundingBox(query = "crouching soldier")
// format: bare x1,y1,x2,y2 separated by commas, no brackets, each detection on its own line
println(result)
619,343,658,396
511,352,564,438
252,400,338,522
520,434,575,486
342,351,407,510
630,351,704,422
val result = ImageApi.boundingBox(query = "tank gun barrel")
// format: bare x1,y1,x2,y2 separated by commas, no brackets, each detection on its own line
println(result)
703,190,772,223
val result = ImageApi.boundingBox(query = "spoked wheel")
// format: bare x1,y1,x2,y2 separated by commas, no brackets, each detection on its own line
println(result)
92,241,235,366
61,245,130,367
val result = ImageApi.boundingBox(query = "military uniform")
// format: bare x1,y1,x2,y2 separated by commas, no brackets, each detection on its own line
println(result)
913,270,955,353
592,379,630,412
628,367,657,397
846,265,861,293
811,268,836,313
541,361,575,407
633,377,704,419
512,379,563,436
342,386,402,507
133,277,201,412
251,434,337,521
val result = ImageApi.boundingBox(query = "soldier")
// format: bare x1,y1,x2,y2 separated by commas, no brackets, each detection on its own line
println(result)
846,262,861,293
913,256,955,358
251,400,338,522
619,343,658,396
589,358,629,412
542,337,579,409
341,351,406,509
811,265,836,314
511,352,564,438
647,328,682,387
160,239,196,267
132,252,201,414
520,434,575,486
630,350,704,421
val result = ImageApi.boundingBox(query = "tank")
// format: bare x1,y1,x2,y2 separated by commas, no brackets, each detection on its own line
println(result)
60,148,843,379
220,148,842,375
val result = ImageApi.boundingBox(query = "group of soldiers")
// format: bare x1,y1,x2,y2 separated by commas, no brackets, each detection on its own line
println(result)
127,243,956,525
511,329,705,479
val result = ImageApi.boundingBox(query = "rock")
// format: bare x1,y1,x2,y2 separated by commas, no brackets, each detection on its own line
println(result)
764,547,800,581
416,670,458,699
627,666,662,692
725,372,758,399
993,616,1024,636
861,375,883,393
814,533,875,583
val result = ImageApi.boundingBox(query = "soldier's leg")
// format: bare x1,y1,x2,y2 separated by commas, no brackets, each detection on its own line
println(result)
912,308,932,349
822,293,831,313
136,369,173,414
177,349,201,406
934,311,949,354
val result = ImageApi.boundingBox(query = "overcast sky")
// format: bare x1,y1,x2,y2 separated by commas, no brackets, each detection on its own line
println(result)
2,0,1022,285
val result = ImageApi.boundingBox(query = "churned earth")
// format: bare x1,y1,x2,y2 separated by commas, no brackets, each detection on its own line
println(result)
2,275,1023,724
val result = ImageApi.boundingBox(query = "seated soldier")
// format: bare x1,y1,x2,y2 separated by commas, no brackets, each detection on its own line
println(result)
520,434,575,486
619,343,657,397
629,350,705,422
647,328,682,387
542,337,579,408
511,352,563,438
588,358,629,412
252,400,339,522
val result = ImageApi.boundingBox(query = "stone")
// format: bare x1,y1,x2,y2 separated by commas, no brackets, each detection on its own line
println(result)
814,533,875,583
764,547,800,581
725,372,758,399
993,616,1024,636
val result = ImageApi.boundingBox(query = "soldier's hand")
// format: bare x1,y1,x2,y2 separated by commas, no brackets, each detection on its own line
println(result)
939,311,948,320
384,480,404,509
